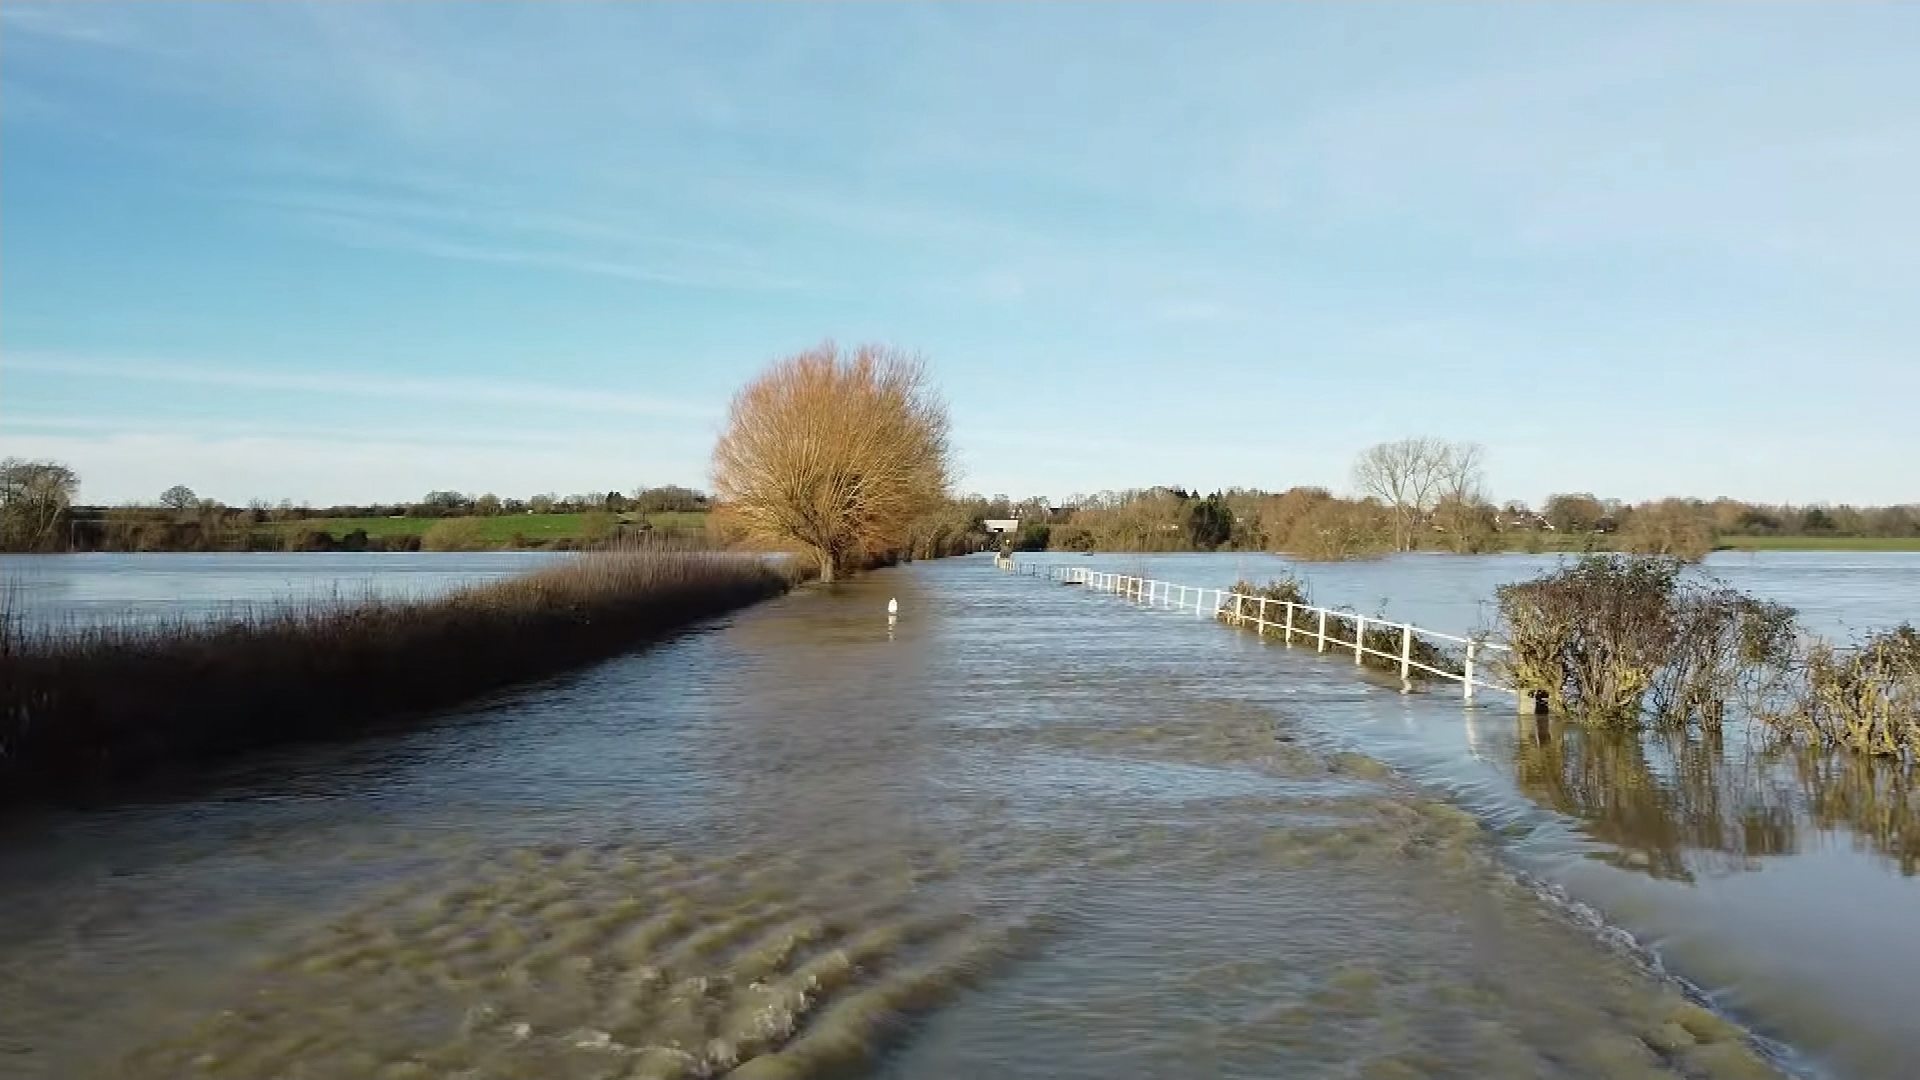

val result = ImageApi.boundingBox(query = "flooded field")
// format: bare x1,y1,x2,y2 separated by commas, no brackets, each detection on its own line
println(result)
0,552,565,630
0,552,1914,1078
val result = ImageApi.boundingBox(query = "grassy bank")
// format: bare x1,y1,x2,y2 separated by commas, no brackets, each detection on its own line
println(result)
1713,535,1920,552
275,511,710,545
1447,533,1920,555
51,511,715,553
0,550,796,804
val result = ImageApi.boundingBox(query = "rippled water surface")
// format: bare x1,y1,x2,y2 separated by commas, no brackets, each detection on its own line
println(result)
1,551,1914,1079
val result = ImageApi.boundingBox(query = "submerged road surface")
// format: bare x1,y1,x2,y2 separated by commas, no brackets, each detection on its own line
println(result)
1,558,1788,1080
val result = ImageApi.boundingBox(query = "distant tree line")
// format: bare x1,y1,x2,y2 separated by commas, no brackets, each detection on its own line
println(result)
8,450,1915,561
0,462,717,553
908,436,1919,563
256,484,712,522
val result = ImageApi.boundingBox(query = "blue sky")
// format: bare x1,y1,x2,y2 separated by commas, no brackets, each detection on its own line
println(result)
2,3,1915,509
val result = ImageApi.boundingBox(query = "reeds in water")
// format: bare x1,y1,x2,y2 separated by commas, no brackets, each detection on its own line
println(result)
0,552,800,802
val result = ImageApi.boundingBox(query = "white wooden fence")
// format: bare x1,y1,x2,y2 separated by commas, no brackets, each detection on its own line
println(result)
1006,561,1519,702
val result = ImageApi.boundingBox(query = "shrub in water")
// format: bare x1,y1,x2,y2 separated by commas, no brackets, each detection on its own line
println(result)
1773,625,1920,758
1497,556,1796,728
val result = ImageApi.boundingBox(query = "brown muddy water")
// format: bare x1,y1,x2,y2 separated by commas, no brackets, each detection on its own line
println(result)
0,553,1906,1079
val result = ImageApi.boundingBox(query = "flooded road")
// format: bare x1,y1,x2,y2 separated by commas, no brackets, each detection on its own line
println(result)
0,555,1876,1079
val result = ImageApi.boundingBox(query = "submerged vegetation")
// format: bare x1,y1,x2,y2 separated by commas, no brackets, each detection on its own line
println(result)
1770,625,1920,758
1497,557,1797,726
1217,577,1464,681
1496,555,1920,758
0,551,801,802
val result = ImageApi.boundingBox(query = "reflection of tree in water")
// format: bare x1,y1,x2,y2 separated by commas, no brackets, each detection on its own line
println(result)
1777,746,1918,877
1510,717,1796,883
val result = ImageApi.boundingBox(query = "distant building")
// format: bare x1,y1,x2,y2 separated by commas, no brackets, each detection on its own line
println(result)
983,518,1020,534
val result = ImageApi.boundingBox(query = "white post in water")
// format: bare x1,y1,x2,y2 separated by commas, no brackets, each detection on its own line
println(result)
1464,641,1477,701
1400,624,1413,691
1317,608,1328,652
1258,595,1269,634
1284,602,1294,643
1355,616,1366,664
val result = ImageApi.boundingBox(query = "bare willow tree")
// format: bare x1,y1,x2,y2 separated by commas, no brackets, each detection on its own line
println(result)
1352,437,1485,551
0,458,79,553
711,343,953,582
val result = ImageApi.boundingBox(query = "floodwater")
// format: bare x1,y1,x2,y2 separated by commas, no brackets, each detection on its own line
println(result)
0,552,1913,1079
0,552,566,630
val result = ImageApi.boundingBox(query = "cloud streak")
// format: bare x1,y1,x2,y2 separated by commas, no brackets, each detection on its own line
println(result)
4,353,721,421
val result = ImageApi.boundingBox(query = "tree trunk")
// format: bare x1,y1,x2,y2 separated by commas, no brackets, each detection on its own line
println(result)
817,550,836,583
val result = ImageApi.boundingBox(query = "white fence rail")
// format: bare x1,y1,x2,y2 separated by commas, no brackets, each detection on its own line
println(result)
1006,561,1519,702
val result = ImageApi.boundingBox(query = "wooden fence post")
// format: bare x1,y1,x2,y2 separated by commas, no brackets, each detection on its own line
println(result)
1400,624,1413,690
1464,641,1477,701
1317,608,1327,652
1355,616,1366,664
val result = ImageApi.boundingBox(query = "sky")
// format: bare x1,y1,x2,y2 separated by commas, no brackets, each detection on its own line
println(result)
2,3,1916,510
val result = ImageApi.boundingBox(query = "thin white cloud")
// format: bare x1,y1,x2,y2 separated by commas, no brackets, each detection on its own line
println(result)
275,208,811,293
3,353,720,421
0,412,656,451
1156,301,1238,324
240,186,764,263
0,2,168,52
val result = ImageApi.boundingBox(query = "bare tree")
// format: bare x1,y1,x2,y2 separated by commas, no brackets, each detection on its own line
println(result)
159,484,199,514
1432,442,1494,552
711,342,953,582
1437,442,1486,506
0,458,79,552
1621,499,1717,562
1352,437,1483,551
1545,493,1606,533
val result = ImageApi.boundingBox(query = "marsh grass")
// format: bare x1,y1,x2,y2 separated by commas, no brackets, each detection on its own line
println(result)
0,551,800,802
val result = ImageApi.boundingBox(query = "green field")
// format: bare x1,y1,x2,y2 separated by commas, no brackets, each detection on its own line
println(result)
274,512,708,544
1714,534,1920,552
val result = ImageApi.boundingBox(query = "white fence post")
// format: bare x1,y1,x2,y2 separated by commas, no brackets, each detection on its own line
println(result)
1464,641,1477,701
1021,567,1506,703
